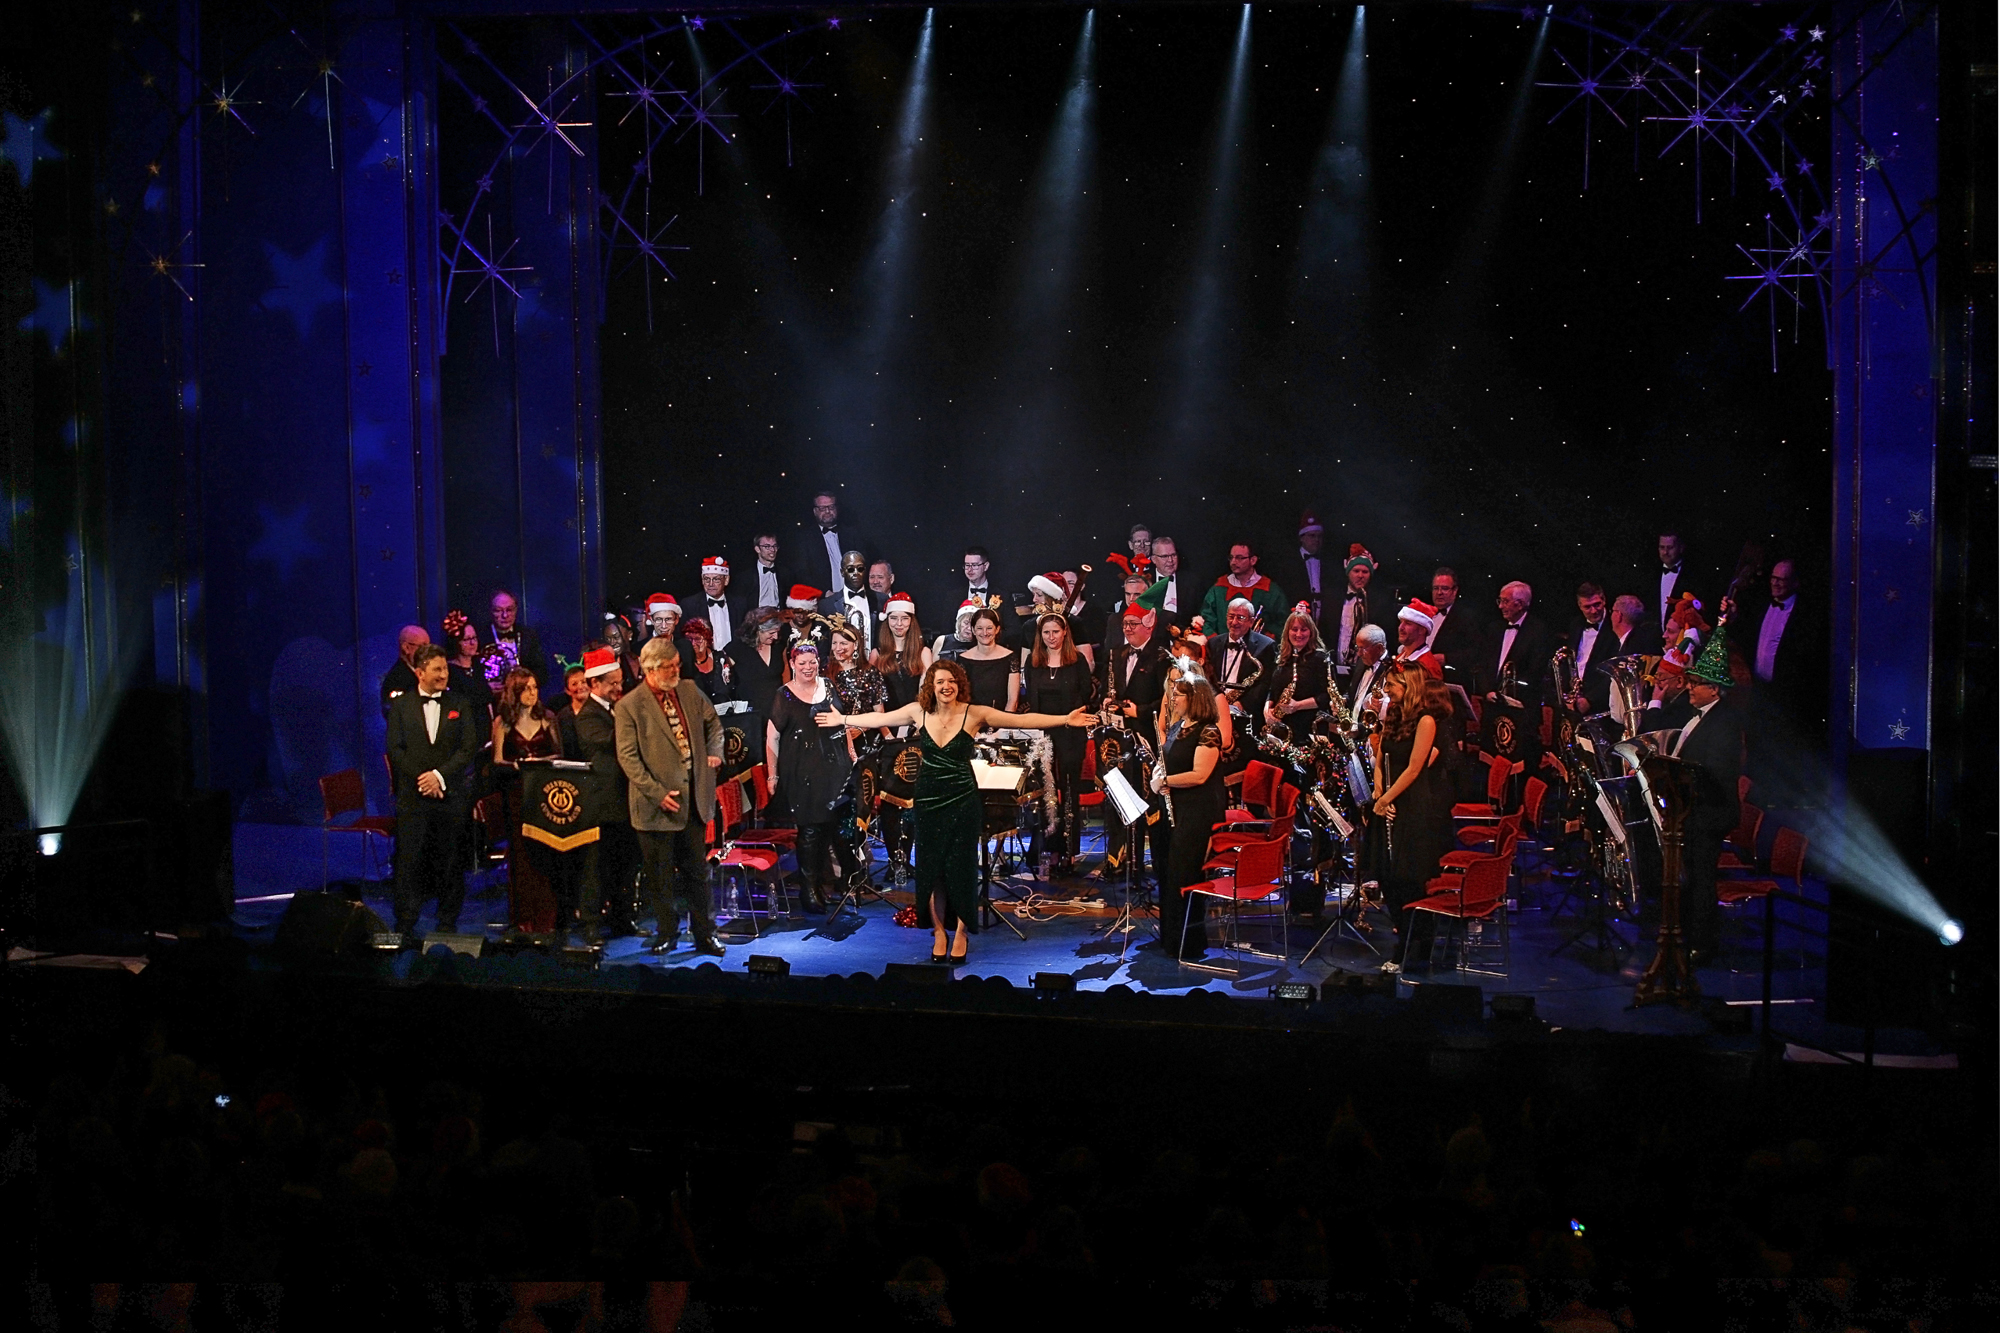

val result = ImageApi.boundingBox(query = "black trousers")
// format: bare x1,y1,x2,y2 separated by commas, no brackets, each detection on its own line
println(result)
593,821,640,928
1682,825,1725,954
795,821,840,892
637,820,718,943
394,798,469,933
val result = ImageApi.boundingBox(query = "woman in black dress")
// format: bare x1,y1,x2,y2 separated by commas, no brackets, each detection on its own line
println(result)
1153,673,1227,960
1371,663,1454,973
491,668,568,934
1263,603,1333,731
958,607,1019,711
822,661,1093,964
874,593,931,710
765,642,851,911
1021,613,1097,874
729,607,787,781
440,611,490,717
682,618,735,706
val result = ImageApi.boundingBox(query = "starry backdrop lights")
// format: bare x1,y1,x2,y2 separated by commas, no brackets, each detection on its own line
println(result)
580,4,1832,611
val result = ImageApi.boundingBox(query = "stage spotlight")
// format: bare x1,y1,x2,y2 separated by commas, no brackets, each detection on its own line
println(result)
1938,919,1963,947
748,954,792,978
1033,971,1076,995
39,832,62,857
1271,982,1317,1006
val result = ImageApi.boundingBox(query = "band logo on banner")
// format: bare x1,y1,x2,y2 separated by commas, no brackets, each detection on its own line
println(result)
520,766,604,852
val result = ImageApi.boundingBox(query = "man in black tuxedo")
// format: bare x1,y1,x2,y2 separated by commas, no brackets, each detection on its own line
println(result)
488,589,549,688
1481,580,1553,709
1649,529,1709,635
1741,559,1825,795
1271,512,1332,624
379,624,430,718
569,647,636,941
1146,536,1191,633
1590,594,1665,727
956,545,1001,612
386,645,482,938
1562,583,1620,713
801,491,865,592
819,550,881,649
749,533,784,609
1343,625,1391,714
1425,567,1483,674
1326,545,1382,684
1203,598,1277,721
1642,639,1743,960
1099,603,1170,882
684,557,747,652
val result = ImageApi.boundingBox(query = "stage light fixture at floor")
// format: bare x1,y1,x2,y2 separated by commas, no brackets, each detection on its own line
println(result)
748,953,792,978
1033,971,1076,995
1271,982,1317,1006
1490,993,1537,1021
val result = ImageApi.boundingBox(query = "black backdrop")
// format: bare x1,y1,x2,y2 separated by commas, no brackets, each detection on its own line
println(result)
601,4,1829,627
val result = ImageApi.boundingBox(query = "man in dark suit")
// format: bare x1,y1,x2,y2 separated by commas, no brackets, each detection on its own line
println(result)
1343,625,1392,714
1562,583,1619,713
615,635,726,955
488,589,549,688
1480,580,1553,708
819,549,881,650
1326,545,1382,684
800,491,866,592
1147,536,1192,633
1642,635,1743,960
1740,558,1825,796
1202,598,1278,721
1649,529,1710,635
379,624,430,718
749,533,784,609
684,557,747,652
1099,602,1171,882
385,644,482,938
1425,567,1484,674
1270,512,1333,624
569,647,636,941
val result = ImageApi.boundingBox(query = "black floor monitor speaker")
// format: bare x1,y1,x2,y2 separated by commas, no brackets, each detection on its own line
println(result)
275,892,387,960
1409,981,1486,1023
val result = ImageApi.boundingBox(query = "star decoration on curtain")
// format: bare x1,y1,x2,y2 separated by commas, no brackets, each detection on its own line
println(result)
0,109,64,188
260,236,343,339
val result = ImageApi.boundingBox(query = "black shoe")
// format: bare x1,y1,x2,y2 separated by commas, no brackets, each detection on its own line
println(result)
948,945,969,966
930,950,949,964
645,934,679,955
693,937,726,957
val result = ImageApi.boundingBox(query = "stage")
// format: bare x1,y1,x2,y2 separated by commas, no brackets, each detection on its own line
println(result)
212,818,1957,1064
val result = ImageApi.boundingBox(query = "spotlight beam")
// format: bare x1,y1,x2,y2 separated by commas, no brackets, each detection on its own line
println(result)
1171,3,1254,443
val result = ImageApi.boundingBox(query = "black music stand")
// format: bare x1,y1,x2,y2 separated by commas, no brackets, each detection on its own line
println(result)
1092,766,1156,960
978,823,1028,940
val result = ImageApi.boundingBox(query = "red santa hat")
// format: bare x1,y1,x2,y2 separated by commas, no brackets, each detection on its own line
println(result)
700,556,729,574
786,584,822,610
884,592,916,616
1298,510,1324,536
582,646,618,679
645,593,680,618
1398,598,1440,632
1028,571,1068,603
955,597,983,622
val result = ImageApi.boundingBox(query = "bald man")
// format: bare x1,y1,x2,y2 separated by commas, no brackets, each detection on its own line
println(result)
380,625,431,718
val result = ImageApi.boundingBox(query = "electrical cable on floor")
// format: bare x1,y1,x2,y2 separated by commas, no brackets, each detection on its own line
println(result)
995,890,1109,923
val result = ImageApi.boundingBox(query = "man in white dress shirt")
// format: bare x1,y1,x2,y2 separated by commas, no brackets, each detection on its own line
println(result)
750,533,782,608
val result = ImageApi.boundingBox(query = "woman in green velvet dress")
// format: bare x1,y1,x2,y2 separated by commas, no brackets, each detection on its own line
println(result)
819,658,1093,964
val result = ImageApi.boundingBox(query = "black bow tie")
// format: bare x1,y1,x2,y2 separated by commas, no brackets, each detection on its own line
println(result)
1228,641,1245,651
1662,565,1681,574
1505,621,1524,630
421,695,441,705
1587,620,1604,632
709,598,726,606
759,564,774,573
820,525,836,533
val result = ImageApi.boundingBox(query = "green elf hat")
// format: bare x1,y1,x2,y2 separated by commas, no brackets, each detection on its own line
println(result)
1685,625,1735,688
1133,578,1172,614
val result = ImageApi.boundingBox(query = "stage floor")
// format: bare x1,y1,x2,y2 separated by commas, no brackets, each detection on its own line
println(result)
219,820,1933,1057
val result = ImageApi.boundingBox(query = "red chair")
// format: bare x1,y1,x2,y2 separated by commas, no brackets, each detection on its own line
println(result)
319,769,396,888
1457,775,1545,850
1738,774,1755,802
1180,833,1291,972
1718,801,1764,871
1208,781,1300,857
1440,819,1521,871
1452,754,1517,821
713,778,788,934
1224,760,1285,823
1719,826,1807,906
1406,852,1512,978
743,767,797,847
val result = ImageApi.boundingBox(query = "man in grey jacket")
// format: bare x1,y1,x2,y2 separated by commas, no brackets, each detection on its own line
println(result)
615,635,727,955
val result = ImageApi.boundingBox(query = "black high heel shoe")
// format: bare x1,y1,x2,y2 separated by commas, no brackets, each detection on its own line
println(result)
947,943,970,966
